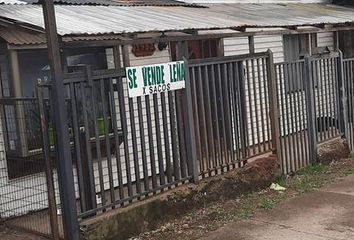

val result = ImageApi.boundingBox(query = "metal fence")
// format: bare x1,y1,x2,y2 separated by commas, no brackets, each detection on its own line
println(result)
187,52,274,178
312,54,342,142
0,97,61,238
275,52,345,173
344,58,354,150
275,60,310,173
1,49,352,239
39,66,195,219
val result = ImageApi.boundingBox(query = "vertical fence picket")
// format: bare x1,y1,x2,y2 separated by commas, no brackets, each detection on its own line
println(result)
266,50,281,160
337,51,349,139
304,57,317,164
37,84,60,240
183,57,199,182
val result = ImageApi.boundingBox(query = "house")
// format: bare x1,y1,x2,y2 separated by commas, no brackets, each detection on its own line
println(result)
1,0,354,238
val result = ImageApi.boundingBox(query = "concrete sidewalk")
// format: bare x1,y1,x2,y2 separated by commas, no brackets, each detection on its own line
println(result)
200,175,354,240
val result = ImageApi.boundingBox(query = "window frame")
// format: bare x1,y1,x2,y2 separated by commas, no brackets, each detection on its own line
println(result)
283,33,318,93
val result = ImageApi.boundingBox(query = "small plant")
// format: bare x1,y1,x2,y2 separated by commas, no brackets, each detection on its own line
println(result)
274,175,287,187
297,164,328,175
258,198,275,209
344,168,354,176
292,177,315,193
236,208,252,219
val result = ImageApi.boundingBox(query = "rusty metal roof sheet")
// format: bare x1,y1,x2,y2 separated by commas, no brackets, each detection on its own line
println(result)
17,0,199,7
0,3,354,37
0,27,45,44
0,27,128,44
0,0,27,4
62,34,123,41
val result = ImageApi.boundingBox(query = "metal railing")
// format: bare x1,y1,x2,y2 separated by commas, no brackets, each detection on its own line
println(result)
187,52,274,178
1,50,353,239
275,52,346,173
40,67,195,219
0,97,60,238
344,57,354,149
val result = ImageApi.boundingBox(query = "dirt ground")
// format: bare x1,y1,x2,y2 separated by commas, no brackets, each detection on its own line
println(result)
130,158,354,240
0,225,47,240
2,158,354,240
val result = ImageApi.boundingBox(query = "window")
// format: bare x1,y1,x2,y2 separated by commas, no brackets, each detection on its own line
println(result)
65,47,108,70
1,47,115,179
64,47,114,140
284,33,317,61
0,50,50,179
283,33,317,92
18,50,50,97
170,39,221,61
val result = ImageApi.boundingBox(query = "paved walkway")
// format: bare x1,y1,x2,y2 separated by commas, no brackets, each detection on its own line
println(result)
200,175,354,240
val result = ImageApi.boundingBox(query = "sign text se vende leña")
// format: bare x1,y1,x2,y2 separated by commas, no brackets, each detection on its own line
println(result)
126,61,185,98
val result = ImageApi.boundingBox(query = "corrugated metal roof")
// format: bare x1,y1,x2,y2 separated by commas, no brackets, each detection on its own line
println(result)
0,27,45,44
0,27,127,44
16,0,199,7
62,34,123,41
0,3,354,36
0,0,27,4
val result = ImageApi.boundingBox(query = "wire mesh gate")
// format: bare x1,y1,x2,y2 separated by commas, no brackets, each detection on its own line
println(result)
186,51,276,178
0,96,61,239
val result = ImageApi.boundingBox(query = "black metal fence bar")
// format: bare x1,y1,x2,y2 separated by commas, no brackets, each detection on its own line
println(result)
63,68,193,217
262,57,272,152
226,62,237,168
37,86,61,240
203,65,218,172
344,58,354,149
275,60,311,173
5,50,354,239
108,79,125,202
187,52,272,177
311,56,342,143
299,61,309,169
229,62,240,166
275,53,345,174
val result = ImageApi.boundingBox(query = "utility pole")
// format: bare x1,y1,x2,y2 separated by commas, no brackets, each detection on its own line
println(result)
40,0,80,239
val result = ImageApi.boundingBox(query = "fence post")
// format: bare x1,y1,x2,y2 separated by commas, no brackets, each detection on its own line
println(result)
266,50,281,160
304,56,318,164
336,50,349,140
41,0,80,239
79,126,97,216
37,82,60,240
183,56,199,183
175,41,199,182
236,61,248,161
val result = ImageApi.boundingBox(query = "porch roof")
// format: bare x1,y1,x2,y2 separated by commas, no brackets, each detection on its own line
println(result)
13,0,198,7
1,3,354,45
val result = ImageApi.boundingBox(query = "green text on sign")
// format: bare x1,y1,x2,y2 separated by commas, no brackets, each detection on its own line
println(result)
126,61,185,98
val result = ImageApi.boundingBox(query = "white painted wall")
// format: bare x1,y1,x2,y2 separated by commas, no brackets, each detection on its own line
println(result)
224,36,249,56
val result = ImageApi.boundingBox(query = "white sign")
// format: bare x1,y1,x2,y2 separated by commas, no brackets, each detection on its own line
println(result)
126,61,185,98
